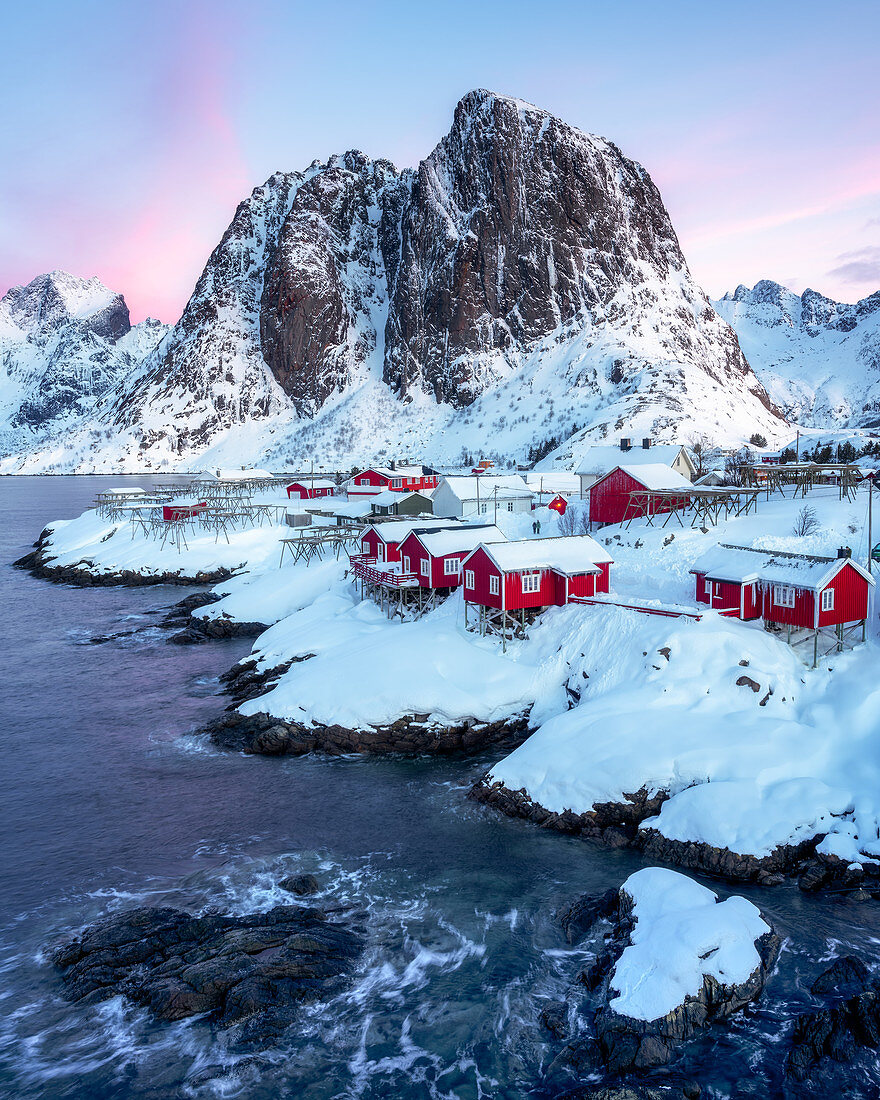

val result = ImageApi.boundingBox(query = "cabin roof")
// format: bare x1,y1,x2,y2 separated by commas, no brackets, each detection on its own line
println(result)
288,477,336,489
413,525,508,557
367,519,461,544
437,475,533,501
576,444,689,476
690,543,875,590
614,464,694,491
467,534,614,575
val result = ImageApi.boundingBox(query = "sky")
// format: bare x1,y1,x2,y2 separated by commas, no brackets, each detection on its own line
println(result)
2,0,879,323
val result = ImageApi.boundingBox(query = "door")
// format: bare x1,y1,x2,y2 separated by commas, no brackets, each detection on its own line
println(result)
711,581,725,608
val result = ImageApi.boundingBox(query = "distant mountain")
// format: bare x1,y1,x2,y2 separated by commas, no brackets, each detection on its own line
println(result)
0,272,167,449
713,280,880,430
1,92,786,473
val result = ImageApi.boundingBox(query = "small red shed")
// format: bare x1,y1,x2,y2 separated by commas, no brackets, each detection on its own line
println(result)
358,519,460,564
398,524,507,588
286,479,336,500
589,463,693,527
461,535,614,613
346,465,440,497
691,544,875,627
162,500,207,522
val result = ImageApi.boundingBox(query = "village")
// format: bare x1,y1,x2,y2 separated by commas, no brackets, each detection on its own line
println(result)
21,432,880,886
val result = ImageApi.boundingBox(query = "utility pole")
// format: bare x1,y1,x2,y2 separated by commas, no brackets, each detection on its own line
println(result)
475,471,481,518
796,429,800,462
493,485,499,524
869,473,874,576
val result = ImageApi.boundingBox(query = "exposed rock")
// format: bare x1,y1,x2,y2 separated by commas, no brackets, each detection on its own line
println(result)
787,984,880,1082
205,707,531,758
539,1001,569,1039
279,874,321,897
51,903,364,1044
557,887,619,944
811,955,870,998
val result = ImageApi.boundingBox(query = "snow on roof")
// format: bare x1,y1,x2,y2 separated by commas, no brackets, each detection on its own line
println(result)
609,868,770,1023
523,472,581,494
216,468,275,481
438,475,533,501
370,488,432,506
613,463,694,491
690,544,875,589
348,465,428,482
288,478,336,489
471,534,614,575
308,500,372,517
575,444,689,476
414,525,508,557
368,519,461,544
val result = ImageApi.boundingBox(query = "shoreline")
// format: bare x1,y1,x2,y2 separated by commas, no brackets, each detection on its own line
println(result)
471,777,877,894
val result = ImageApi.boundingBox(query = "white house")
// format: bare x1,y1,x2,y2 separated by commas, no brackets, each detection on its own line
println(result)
575,439,696,497
432,475,535,519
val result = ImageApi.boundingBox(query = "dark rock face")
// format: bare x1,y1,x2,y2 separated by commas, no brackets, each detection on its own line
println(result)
51,903,363,1043
260,153,399,416
3,272,131,342
557,887,619,945
205,707,531,758
786,957,880,1082
279,874,321,897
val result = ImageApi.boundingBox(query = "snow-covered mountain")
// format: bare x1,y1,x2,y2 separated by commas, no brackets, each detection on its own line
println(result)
1,92,787,473
0,272,167,451
713,280,880,430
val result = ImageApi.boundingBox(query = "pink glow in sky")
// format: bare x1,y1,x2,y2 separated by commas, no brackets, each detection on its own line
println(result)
2,0,878,323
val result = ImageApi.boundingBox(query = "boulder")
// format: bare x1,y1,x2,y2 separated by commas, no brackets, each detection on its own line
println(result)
279,873,321,897
557,887,619,944
593,868,779,1072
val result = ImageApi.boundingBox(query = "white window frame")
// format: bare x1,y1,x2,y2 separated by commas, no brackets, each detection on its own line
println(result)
444,557,461,576
521,572,541,594
391,477,403,489
821,588,834,612
480,503,488,514
403,555,410,575
465,569,475,590
773,585,795,608
489,574,500,596
507,501,514,512
704,577,711,598
420,558,429,577
377,543,385,561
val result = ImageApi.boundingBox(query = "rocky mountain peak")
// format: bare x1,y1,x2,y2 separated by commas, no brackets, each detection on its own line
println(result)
1,271,131,343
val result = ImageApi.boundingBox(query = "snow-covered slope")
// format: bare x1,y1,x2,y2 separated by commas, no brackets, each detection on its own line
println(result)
714,280,880,430
1,92,788,473
0,272,167,451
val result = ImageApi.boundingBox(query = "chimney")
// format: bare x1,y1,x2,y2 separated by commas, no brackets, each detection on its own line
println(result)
642,437,652,450
620,437,632,451
837,547,852,559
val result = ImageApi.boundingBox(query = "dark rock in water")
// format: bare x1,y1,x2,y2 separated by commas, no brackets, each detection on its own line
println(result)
167,612,268,645
539,1001,569,1039
279,874,321,897
557,887,619,944
559,1085,701,1100
51,903,364,1043
578,949,616,992
786,961,880,1082
811,955,870,998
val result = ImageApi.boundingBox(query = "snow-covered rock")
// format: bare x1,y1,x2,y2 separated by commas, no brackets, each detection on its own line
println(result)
594,868,779,1070
714,280,880,430
1,91,785,472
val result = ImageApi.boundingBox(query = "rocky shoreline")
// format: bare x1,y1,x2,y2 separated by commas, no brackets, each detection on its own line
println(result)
205,706,533,758
13,529,238,588
471,777,880,894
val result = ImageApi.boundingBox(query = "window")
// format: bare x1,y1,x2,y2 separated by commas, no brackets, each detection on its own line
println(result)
489,574,500,595
391,478,403,489
704,577,711,598
821,588,835,612
773,585,795,608
420,558,429,577
377,544,385,561
444,558,461,576
465,569,475,590
521,572,541,594
507,502,514,512
480,503,488,514
403,556,410,574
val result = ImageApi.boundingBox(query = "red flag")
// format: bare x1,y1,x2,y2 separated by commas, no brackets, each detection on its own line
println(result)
548,494,567,515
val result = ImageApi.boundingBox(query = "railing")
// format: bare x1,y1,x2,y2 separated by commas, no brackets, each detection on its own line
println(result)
359,564,419,588
567,596,740,621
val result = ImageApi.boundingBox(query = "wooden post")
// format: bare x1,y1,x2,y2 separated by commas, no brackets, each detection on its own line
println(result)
813,630,818,669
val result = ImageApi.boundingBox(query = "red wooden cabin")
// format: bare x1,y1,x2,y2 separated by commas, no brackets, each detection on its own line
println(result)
691,544,874,627
358,519,460,564
398,525,507,588
162,500,207,522
589,464,693,527
346,465,439,497
286,479,336,499
461,535,614,612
